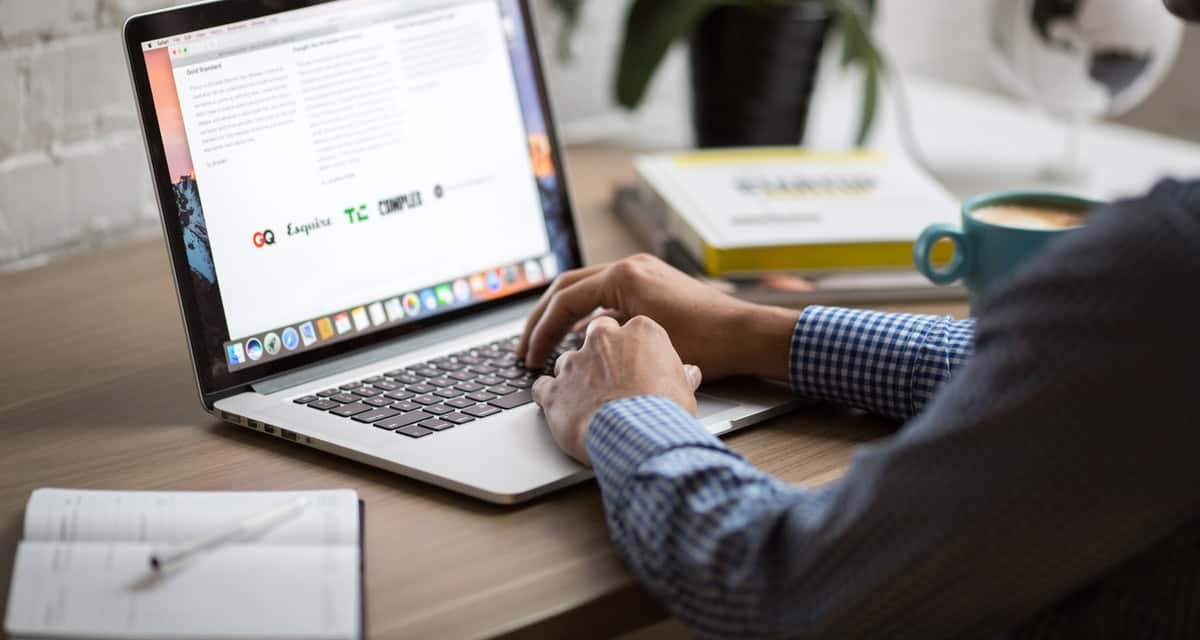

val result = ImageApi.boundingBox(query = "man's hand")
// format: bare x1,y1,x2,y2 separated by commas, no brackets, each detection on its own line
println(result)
517,254,799,381
532,315,703,465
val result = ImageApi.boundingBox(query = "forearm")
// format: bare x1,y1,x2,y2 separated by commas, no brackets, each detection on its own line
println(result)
587,397,838,639
790,306,975,420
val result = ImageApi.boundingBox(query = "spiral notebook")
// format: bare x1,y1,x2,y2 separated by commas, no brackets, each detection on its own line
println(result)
4,489,364,640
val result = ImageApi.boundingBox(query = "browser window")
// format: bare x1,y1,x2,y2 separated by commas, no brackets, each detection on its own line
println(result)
140,0,571,376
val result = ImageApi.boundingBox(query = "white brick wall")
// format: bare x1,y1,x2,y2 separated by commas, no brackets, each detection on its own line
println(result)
0,0,191,268
1,0,1198,269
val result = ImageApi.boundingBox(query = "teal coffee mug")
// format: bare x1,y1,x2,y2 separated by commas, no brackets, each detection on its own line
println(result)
914,192,1099,309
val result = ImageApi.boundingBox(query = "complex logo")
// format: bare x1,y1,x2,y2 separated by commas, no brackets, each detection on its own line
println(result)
252,229,276,248
378,190,424,216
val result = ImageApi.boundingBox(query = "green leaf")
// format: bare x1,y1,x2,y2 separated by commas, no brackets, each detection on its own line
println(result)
615,0,729,109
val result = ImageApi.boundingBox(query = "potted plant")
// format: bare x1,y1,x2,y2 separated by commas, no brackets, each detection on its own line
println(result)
549,0,882,147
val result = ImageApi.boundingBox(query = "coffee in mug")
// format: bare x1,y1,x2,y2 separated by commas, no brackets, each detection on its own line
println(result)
970,205,1087,231
913,192,1100,310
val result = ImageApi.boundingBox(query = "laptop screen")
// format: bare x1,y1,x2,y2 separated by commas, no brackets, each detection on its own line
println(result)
134,0,577,388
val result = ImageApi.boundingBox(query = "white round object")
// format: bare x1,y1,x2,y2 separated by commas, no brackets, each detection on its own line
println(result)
988,0,1183,119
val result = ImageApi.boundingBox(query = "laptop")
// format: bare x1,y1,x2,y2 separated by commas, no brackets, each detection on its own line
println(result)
123,0,799,504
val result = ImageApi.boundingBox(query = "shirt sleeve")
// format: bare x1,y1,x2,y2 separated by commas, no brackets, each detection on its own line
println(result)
789,306,975,420
586,180,1200,639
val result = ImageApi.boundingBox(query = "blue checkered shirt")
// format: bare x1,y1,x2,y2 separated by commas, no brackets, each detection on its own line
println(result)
586,181,1200,639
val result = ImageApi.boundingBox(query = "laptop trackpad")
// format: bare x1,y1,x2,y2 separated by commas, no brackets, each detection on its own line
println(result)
696,392,739,419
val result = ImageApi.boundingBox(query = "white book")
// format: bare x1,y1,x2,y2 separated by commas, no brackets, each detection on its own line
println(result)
5,489,362,640
634,148,960,275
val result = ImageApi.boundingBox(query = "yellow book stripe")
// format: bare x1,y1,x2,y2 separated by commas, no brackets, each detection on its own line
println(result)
702,241,955,276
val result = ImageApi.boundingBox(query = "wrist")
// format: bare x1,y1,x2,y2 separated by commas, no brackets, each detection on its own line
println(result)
723,303,801,381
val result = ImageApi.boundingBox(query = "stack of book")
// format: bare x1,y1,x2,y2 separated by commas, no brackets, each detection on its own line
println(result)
617,148,966,305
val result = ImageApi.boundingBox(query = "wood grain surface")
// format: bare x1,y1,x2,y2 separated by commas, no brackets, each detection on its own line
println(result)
0,145,968,639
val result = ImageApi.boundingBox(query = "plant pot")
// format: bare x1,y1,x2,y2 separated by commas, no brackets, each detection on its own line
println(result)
689,3,831,148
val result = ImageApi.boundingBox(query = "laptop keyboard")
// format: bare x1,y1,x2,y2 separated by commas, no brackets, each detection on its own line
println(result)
291,334,579,439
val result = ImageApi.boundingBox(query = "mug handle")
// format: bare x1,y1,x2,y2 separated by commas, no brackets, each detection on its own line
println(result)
914,224,969,285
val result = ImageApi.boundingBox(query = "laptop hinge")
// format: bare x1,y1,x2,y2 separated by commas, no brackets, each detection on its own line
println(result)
251,299,536,395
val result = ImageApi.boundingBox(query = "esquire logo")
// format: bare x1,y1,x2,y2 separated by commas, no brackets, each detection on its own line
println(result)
287,216,333,238
251,229,276,248
379,190,424,216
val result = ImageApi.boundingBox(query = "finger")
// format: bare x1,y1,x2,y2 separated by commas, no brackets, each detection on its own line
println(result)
516,264,606,358
570,308,628,335
532,375,555,407
684,364,703,391
525,271,618,368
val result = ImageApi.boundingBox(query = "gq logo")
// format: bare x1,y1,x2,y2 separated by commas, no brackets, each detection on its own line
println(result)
252,229,276,248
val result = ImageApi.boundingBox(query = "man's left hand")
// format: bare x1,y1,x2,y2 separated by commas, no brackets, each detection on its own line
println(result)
532,315,703,465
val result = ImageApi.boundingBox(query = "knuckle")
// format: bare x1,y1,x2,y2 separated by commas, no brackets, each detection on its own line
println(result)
609,258,643,285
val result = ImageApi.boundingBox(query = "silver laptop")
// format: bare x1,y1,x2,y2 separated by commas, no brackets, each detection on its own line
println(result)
124,0,798,504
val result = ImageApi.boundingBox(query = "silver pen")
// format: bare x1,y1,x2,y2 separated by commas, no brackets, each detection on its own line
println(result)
149,497,310,572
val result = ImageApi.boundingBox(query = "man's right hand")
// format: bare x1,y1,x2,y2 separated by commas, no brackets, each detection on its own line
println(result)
516,254,799,381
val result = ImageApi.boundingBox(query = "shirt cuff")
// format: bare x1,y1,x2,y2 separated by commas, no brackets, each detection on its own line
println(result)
586,396,728,500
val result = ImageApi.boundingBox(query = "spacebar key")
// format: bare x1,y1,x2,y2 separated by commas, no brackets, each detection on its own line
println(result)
489,389,533,410
375,411,433,430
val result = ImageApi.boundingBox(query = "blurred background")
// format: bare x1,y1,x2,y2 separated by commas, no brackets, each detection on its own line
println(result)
1,0,1197,270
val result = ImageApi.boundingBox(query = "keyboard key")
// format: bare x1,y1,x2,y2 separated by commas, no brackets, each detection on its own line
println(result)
445,398,475,409
442,413,475,425
364,376,385,384
457,355,483,365
433,388,462,399
487,385,517,396
384,369,407,377
352,408,400,424
424,404,454,416
390,401,421,412
412,395,441,406
418,418,454,431
508,378,533,389
497,369,525,380
467,391,497,403
455,382,484,393
331,402,372,417
413,367,441,378
331,393,360,404
468,364,496,375
389,373,422,385
448,371,474,382
377,411,433,430
476,376,503,387
308,399,340,411
426,378,455,389
293,395,318,404
406,384,436,394
435,361,465,372
385,390,415,401
462,405,501,418
339,382,363,390
396,425,434,438
364,396,393,407
353,387,383,398
490,389,533,410
373,380,401,391
317,389,340,397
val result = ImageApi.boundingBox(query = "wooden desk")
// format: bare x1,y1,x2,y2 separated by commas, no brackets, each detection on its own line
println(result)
0,145,967,639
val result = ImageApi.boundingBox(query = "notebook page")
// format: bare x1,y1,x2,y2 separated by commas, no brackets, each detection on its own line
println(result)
23,489,359,547
4,541,360,640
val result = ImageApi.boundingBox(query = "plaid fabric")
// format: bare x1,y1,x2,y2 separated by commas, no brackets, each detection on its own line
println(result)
790,306,975,419
586,308,974,638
